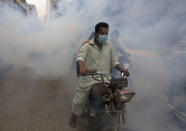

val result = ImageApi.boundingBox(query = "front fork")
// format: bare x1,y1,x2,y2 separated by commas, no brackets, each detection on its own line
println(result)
105,103,127,131
113,104,127,131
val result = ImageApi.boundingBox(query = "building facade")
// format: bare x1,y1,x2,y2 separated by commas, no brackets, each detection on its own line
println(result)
0,0,34,15
47,0,61,18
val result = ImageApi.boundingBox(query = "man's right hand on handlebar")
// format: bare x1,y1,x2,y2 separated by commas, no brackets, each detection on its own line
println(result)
78,60,88,75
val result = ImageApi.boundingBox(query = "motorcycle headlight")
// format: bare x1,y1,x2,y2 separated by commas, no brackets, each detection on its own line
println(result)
119,92,135,103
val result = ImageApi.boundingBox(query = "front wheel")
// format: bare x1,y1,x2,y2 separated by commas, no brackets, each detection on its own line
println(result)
78,111,115,131
99,112,115,131
115,104,128,131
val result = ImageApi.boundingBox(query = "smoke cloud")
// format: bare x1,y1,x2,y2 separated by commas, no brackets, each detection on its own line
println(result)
0,0,185,131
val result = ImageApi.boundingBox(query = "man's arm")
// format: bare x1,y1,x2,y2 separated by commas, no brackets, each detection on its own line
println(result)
76,44,89,75
77,60,88,75
110,43,130,76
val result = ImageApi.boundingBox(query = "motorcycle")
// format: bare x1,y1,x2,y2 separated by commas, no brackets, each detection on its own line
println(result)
78,71,135,131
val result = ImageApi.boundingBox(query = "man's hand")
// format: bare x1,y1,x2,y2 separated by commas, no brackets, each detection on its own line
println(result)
81,40,91,46
121,70,130,77
80,65,88,75
84,40,91,44
78,60,88,75
115,64,130,76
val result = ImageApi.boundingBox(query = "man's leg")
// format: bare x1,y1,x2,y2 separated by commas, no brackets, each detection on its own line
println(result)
69,90,89,127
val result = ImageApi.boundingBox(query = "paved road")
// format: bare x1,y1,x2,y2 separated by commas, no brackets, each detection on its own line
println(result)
0,68,76,131
0,49,185,131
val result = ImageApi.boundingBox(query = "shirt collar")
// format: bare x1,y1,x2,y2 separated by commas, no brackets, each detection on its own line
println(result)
89,38,109,50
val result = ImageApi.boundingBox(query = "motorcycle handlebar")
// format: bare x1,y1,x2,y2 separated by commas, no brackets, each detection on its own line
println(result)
81,71,128,78
79,71,128,85
86,71,108,76
80,71,108,83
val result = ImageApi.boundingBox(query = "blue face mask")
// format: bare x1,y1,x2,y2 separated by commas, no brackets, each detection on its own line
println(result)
97,34,108,45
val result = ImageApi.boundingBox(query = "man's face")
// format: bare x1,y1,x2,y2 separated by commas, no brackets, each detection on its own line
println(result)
95,27,109,39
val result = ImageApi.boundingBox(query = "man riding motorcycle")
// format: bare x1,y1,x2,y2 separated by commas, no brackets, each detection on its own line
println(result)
69,22,129,128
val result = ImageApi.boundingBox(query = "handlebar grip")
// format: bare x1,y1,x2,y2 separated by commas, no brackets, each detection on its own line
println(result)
79,70,97,76
121,72,124,77
121,71,128,77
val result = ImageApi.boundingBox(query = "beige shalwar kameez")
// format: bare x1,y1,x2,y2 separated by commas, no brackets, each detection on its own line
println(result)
72,39,119,116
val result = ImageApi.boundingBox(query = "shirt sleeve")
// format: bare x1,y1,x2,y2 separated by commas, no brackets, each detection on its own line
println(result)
76,43,89,62
110,43,119,68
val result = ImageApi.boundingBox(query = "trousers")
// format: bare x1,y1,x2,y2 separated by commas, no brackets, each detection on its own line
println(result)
72,89,90,116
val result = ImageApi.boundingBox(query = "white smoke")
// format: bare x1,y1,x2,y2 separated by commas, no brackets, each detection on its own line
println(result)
0,0,111,78
0,0,186,131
